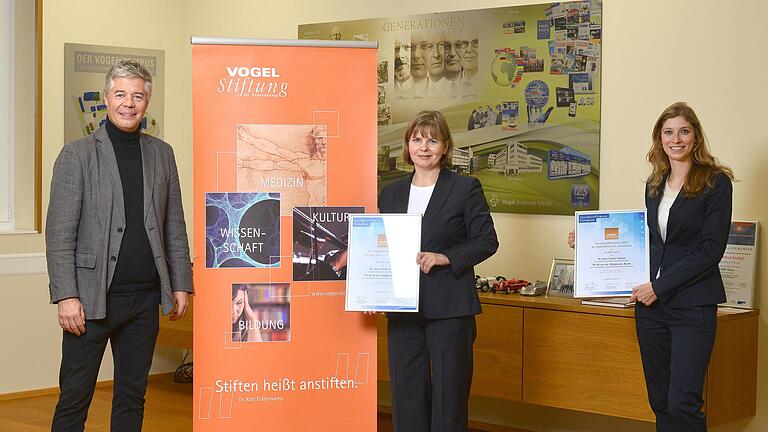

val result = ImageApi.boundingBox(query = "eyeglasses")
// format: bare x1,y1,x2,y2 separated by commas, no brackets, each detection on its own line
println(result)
414,42,436,52
443,41,461,52
458,39,479,50
414,39,478,52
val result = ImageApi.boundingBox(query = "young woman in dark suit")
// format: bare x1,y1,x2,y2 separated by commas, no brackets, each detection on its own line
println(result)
629,102,734,432
378,110,498,432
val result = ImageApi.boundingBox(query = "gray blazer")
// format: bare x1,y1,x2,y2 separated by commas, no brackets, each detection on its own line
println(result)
46,127,193,320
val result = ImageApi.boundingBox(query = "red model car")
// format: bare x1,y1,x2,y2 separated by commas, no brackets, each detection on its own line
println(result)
491,277,530,294
475,275,505,293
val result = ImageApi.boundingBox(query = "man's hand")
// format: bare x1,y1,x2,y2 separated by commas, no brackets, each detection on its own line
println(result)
58,298,86,336
630,282,657,306
416,252,450,274
169,291,190,321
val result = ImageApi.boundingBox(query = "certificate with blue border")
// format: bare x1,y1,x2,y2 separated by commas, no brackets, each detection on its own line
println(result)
574,209,649,298
345,214,421,312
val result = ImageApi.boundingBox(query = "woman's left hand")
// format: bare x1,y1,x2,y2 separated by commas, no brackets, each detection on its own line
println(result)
416,252,450,274
630,282,657,306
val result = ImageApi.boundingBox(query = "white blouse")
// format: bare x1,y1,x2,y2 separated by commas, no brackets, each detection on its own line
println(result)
407,183,435,215
656,183,679,278
658,183,679,243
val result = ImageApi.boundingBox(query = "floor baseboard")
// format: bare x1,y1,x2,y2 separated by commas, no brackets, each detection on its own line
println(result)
0,372,175,402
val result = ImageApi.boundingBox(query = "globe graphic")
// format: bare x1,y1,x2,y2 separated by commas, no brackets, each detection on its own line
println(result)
524,80,550,109
490,52,522,87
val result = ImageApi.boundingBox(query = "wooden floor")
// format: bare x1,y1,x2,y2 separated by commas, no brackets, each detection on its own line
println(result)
0,374,496,431
0,374,191,432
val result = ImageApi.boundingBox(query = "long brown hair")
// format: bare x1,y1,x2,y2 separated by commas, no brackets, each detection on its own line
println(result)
402,110,453,168
646,102,733,198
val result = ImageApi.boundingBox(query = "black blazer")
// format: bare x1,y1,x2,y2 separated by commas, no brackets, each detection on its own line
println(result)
378,169,499,319
645,172,732,307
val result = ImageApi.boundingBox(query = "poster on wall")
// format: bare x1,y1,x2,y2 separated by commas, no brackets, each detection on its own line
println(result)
299,0,602,215
64,43,164,143
192,38,378,431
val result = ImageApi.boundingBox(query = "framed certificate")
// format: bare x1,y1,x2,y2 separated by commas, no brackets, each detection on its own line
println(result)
719,221,759,309
574,209,650,298
345,214,421,312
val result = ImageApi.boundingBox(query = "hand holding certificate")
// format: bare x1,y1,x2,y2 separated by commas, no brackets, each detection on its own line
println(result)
345,214,421,312
574,210,650,298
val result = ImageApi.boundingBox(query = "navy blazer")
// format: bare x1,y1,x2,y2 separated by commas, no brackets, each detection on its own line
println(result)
646,172,732,307
378,169,499,319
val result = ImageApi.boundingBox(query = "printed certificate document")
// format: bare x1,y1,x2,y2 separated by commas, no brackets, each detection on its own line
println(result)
345,214,421,312
574,210,649,298
719,221,758,309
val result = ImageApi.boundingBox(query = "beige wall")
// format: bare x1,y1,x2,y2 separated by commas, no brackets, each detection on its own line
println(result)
0,0,192,394
1,0,765,431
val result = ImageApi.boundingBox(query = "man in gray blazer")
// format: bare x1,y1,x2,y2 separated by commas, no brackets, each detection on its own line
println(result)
46,59,192,432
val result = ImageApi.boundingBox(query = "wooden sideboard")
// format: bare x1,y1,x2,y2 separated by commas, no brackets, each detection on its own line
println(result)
159,293,758,427
376,293,758,427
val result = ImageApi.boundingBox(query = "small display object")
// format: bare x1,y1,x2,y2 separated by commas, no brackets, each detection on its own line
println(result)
475,275,505,293
520,280,548,296
491,277,530,294
546,258,575,298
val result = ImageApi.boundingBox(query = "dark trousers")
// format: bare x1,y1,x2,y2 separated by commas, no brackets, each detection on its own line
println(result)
635,302,717,432
52,289,160,432
387,314,476,432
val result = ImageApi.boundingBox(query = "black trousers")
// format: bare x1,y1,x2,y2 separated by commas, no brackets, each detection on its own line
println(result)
635,302,717,432
387,314,476,432
52,289,160,432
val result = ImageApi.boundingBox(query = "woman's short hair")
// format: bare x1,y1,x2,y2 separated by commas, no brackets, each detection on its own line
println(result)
104,59,153,97
403,110,453,168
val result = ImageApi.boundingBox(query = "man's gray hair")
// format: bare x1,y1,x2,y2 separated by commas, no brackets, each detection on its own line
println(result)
104,59,153,97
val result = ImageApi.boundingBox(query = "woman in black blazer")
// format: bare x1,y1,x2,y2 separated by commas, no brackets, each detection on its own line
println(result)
378,110,498,432
630,102,734,432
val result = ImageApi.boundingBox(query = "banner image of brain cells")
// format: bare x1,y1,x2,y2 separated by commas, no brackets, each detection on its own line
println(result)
299,0,602,215
293,206,365,281
206,192,281,268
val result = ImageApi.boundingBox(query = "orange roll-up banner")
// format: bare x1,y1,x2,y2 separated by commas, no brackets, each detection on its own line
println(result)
191,38,378,431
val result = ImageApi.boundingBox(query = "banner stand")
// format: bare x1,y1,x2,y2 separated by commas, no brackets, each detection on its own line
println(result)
192,37,378,431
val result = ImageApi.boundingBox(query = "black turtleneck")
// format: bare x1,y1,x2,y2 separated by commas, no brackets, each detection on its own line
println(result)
105,119,159,294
